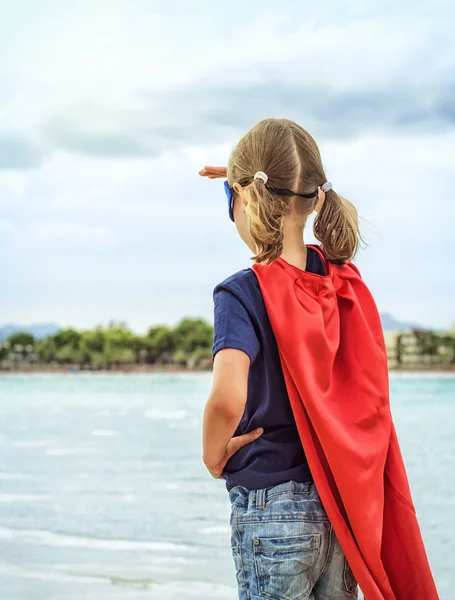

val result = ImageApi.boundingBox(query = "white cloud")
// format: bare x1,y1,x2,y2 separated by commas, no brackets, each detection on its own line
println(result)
0,171,26,200
0,1,453,164
0,218,13,233
29,221,115,245
0,0,453,329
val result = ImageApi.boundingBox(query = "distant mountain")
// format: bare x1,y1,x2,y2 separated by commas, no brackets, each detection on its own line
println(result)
0,323,60,341
379,313,424,332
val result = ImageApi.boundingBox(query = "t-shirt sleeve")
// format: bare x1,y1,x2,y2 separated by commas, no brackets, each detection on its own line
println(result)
212,286,261,364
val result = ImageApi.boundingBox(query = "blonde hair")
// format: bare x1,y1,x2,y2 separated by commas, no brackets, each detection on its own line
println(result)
227,118,360,264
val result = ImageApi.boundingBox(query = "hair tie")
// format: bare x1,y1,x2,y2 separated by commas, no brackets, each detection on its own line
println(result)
254,171,268,184
321,181,332,193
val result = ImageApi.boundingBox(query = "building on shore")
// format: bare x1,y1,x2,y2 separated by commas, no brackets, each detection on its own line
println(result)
384,329,454,371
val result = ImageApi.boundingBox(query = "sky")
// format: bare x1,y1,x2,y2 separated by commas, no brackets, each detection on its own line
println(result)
1,0,454,332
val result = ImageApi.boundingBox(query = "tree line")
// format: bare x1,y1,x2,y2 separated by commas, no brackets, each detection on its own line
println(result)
3,321,455,372
0,319,214,370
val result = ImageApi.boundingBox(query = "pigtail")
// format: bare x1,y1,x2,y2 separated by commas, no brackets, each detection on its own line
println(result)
244,179,288,264
313,189,359,264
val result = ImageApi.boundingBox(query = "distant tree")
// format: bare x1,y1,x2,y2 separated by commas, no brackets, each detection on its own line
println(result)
173,349,188,367
36,337,57,363
191,347,213,368
53,328,81,349
55,344,84,364
8,332,35,347
0,341,10,361
46,328,82,364
79,328,106,366
103,325,138,366
173,319,213,353
146,326,176,363
2,318,219,371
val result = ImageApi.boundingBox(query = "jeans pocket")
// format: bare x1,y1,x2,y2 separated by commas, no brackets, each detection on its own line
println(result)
343,557,358,597
253,534,320,600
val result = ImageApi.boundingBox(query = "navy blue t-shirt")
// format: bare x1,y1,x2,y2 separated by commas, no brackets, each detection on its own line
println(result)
212,247,325,491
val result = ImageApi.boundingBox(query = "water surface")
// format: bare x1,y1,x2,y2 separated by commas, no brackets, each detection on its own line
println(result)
0,373,453,599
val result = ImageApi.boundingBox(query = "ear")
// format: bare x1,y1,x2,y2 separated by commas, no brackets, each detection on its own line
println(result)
233,183,249,212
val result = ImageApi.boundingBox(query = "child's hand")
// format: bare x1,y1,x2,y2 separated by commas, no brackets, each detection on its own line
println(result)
198,166,228,179
207,427,264,479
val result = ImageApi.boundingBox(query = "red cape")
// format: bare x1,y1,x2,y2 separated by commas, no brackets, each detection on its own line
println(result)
252,246,439,600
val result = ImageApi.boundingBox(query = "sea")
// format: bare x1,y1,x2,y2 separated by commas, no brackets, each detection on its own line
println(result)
0,373,453,600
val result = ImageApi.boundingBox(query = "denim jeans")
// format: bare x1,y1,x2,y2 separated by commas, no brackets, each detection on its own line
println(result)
228,480,359,600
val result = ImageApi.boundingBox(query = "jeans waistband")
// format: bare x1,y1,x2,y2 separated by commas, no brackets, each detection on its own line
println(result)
229,480,317,509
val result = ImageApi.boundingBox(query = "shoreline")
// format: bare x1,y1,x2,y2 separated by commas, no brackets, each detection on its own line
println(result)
0,364,209,375
1,364,455,375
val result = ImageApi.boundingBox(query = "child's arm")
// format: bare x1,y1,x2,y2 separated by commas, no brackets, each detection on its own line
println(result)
202,348,262,477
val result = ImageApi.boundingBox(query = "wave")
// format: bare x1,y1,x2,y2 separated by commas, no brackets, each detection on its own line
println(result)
0,472,32,480
200,525,230,534
144,409,188,420
46,447,101,456
0,562,104,585
13,440,52,448
0,526,195,553
75,572,161,588
161,580,237,597
91,429,116,437
0,494,50,503
164,482,180,490
0,564,233,595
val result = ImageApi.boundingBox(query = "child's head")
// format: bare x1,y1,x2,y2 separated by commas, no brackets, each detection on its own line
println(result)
227,118,360,264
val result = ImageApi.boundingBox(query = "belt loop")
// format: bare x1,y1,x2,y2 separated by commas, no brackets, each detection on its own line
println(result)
255,488,266,510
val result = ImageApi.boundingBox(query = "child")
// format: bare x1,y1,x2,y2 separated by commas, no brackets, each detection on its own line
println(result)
200,119,438,600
